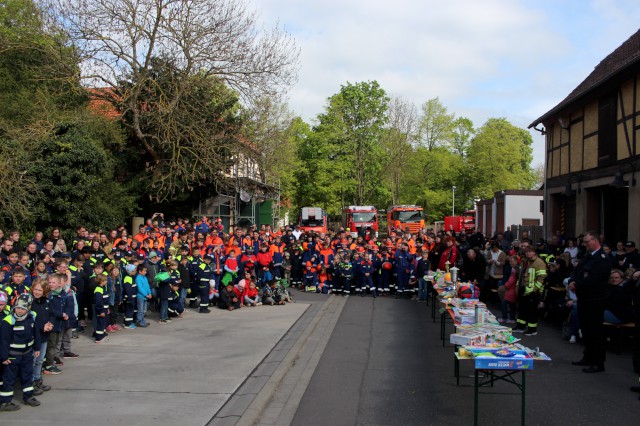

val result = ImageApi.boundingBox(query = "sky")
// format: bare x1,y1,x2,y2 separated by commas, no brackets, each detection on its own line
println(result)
256,0,640,166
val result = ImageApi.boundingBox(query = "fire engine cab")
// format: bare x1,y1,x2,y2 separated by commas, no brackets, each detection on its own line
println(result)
387,205,425,234
298,207,328,234
342,206,378,239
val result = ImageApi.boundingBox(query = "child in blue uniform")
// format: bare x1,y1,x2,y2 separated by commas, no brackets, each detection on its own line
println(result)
167,282,185,318
302,262,318,293
0,294,41,411
122,264,138,329
93,275,109,343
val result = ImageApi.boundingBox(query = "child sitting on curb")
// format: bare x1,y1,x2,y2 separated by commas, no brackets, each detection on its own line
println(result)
263,280,284,306
244,280,261,306
219,283,241,311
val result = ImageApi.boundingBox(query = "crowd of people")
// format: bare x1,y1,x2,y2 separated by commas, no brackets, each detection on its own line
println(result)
1,217,640,411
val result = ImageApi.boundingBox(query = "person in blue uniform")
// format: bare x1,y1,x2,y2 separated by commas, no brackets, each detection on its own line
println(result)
302,262,318,293
0,294,41,411
394,243,413,298
167,282,185,318
568,230,612,373
93,275,109,343
122,264,138,329
3,267,30,307
338,258,354,296
361,254,376,298
197,255,214,313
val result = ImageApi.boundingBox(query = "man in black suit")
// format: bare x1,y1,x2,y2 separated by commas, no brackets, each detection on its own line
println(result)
568,230,612,373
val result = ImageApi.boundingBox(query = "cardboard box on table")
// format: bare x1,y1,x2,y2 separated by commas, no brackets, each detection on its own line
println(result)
467,348,534,370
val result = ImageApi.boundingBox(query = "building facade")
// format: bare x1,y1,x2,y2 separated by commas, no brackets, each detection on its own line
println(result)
529,30,640,244
475,190,543,237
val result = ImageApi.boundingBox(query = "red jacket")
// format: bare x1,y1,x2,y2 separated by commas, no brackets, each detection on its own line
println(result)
438,246,459,271
233,285,245,300
256,251,273,267
504,268,518,303
245,286,259,298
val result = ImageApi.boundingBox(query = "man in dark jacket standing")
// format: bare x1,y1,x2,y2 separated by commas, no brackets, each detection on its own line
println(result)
568,230,612,373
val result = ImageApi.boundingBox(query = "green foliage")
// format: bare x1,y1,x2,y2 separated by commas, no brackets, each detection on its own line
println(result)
117,57,243,202
0,0,85,134
241,98,302,211
28,114,136,232
291,93,536,224
308,81,389,209
418,97,455,150
466,118,536,199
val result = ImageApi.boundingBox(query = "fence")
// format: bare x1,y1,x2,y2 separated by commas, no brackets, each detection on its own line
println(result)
510,224,544,242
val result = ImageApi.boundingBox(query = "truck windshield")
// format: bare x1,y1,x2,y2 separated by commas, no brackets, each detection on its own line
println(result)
301,219,323,227
396,211,423,222
352,212,377,223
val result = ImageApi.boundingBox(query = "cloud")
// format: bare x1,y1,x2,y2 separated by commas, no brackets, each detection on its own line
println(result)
257,0,640,164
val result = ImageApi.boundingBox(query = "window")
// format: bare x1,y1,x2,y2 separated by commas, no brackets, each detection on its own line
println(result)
598,92,617,167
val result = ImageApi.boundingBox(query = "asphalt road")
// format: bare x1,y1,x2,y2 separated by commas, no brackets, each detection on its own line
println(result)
291,294,639,426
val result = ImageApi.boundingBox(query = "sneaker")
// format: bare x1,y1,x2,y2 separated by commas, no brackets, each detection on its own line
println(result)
256,302,263,306
524,330,538,336
0,402,21,411
23,397,41,407
125,324,137,330
158,319,168,324
578,329,583,339
569,335,577,344
95,337,109,344
113,324,122,331
137,322,149,328
63,352,79,359
43,365,62,375
34,380,51,392
32,387,44,396
54,357,64,366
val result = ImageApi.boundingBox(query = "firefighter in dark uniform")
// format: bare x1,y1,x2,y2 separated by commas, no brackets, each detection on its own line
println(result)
185,247,199,308
0,293,41,411
337,258,354,295
568,231,612,373
197,254,214,313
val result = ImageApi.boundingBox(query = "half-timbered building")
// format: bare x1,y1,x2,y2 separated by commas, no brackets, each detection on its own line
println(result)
529,29,640,243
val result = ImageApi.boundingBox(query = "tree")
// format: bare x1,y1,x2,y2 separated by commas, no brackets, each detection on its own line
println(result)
466,118,537,199
53,0,300,200
117,58,242,200
27,113,137,232
402,146,462,221
0,141,41,229
450,117,474,158
315,81,389,206
242,98,301,205
381,97,418,204
417,97,455,150
0,0,88,229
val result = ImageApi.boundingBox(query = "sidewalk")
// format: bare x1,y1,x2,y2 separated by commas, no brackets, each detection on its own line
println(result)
1,303,310,426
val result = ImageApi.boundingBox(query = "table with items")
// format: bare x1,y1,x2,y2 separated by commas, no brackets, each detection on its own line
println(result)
427,275,551,426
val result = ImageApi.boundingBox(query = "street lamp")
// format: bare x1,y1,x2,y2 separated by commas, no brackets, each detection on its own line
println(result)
452,186,456,216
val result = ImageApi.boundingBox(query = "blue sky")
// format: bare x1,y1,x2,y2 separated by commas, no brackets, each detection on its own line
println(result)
257,0,640,166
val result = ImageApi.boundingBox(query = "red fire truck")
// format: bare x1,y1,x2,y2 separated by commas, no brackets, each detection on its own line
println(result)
298,207,328,234
443,210,476,233
342,206,379,239
387,205,425,234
